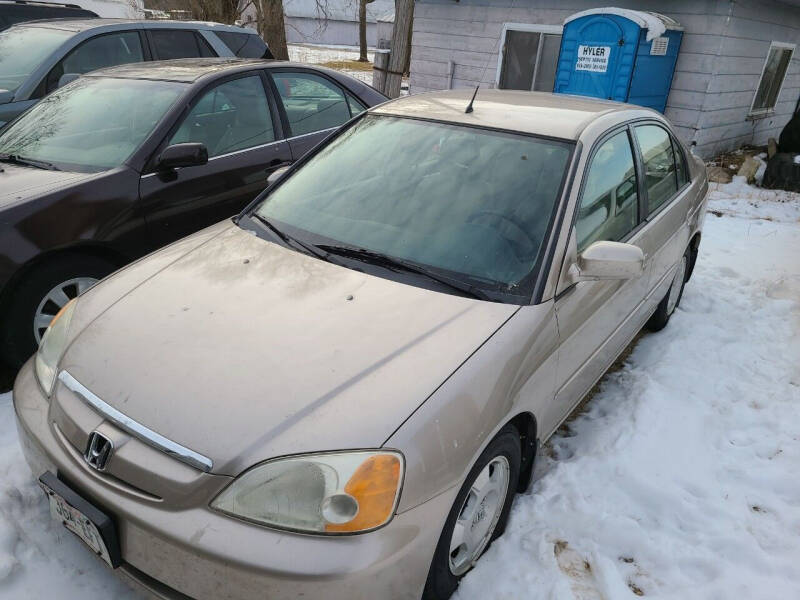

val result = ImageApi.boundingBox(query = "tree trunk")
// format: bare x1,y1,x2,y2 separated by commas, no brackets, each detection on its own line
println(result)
358,0,368,62
385,0,412,98
260,0,289,61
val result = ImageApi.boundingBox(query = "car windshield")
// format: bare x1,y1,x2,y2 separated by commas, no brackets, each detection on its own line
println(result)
0,26,72,94
255,115,573,299
0,76,185,172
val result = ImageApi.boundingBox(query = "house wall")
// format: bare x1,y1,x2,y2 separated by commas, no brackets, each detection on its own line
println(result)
283,0,393,46
409,0,800,157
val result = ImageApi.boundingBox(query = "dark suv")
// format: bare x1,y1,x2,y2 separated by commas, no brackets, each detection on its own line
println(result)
0,18,272,127
0,0,97,31
0,58,387,366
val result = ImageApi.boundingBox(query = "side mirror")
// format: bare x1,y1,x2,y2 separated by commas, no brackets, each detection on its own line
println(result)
156,143,208,171
58,73,80,89
267,165,289,187
571,241,645,282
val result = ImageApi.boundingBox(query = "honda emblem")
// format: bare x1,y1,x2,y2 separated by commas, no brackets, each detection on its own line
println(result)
84,431,113,471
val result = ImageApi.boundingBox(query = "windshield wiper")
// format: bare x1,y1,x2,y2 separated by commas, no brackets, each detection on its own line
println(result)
0,153,60,171
251,213,332,262
316,244,492,301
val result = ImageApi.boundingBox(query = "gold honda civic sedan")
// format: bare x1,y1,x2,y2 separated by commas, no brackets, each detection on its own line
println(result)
14,89,708,599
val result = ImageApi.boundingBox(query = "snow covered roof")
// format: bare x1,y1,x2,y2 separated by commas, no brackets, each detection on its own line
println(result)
564,8,683,42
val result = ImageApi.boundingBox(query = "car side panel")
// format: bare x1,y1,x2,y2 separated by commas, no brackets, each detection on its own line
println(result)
386,303,558,513
0,168,146,300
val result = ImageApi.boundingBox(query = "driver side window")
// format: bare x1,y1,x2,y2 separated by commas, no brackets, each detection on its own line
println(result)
576,130,639,252
169,75,275,158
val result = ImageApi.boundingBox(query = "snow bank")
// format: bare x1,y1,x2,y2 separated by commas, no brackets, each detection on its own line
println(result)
0,182,798,599
709,176,800,222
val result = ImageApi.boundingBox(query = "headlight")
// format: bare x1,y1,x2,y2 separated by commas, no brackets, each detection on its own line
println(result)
211,450,403,534
34,298,77,396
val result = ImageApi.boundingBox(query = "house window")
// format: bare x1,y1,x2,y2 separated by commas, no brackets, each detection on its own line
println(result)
496,23,562,92
751,42,795,115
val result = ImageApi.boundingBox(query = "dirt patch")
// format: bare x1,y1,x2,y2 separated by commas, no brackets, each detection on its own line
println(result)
319,59,373,72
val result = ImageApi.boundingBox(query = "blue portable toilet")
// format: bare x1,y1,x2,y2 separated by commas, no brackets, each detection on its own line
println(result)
553,8,683,113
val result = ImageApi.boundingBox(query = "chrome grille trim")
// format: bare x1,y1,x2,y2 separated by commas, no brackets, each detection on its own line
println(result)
58,371,213,473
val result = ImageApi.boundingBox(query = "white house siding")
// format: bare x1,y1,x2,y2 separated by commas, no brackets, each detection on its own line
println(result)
283,0,393,45
409,0,800,157
78,0,142,18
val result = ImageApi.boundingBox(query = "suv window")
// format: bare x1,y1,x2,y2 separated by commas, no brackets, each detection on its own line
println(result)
576,130,639,252
150,29,214,60
169,75,275,157
634,124,679,214
215,31,271,58
272,72,351,137
45,31,144,94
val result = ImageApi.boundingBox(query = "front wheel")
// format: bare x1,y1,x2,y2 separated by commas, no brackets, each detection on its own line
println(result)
1,255,116,367
423,425,521,600
646,249,689,332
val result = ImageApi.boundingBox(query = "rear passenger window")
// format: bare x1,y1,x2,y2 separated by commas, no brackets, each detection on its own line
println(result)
576,130,639,252
346,92,366,116
169,75,275,157
216,31,270,58
673,138,689,187
272,72,350,137
46,31,144,93
150,30,214,60
634,124,679,214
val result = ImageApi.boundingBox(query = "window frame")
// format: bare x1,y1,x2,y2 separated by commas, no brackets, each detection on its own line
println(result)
494,22,563,91
629,120,689,221
749,41,795,117
266,67,358,139
143,69,284,174
572,124,644,252
145,28,216,61
37,29,148,97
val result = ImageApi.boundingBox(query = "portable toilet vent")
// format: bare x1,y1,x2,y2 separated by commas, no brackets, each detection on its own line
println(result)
553,8,683,113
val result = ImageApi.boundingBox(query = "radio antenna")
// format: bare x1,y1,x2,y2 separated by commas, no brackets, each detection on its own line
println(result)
465,85,479,114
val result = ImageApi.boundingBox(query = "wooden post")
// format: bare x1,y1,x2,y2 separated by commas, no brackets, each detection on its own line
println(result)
373,49,390,94
385,0,413,98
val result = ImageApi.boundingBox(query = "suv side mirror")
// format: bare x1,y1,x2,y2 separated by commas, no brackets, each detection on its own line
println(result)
156,143,208,171
58,73,80,89
267,165,289,187
571,240,645,281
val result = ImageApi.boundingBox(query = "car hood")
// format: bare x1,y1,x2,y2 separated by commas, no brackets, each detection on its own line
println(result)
61,224,518,476
0,163,92,209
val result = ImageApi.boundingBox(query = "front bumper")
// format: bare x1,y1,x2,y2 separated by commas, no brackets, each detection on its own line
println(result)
13,360,455,600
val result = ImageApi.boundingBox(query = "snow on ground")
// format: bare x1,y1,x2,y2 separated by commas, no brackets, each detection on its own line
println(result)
0,184,798,599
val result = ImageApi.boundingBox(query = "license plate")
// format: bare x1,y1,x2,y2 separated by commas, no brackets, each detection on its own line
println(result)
38,472,120,568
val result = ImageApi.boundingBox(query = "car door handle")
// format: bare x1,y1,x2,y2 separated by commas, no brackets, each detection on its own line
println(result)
267,160,291,170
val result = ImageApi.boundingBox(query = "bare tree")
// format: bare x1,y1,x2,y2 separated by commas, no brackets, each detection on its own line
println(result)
358,0,375,62
186,0,242,24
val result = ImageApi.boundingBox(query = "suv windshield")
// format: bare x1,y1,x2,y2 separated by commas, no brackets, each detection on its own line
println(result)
0,26,71,94
0,76,185,172
255,115,573,300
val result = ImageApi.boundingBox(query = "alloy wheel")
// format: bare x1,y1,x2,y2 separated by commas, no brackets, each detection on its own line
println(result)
33,277,97,344
448,455,511,576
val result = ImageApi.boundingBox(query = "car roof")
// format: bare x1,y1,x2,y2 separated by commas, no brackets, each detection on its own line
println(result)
86,58,347,83
13,17,255,33
372,89,649,141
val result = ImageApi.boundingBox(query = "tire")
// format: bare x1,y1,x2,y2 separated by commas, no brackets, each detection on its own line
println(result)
0,254,117,367
422,425,521,600
646,248,689,332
